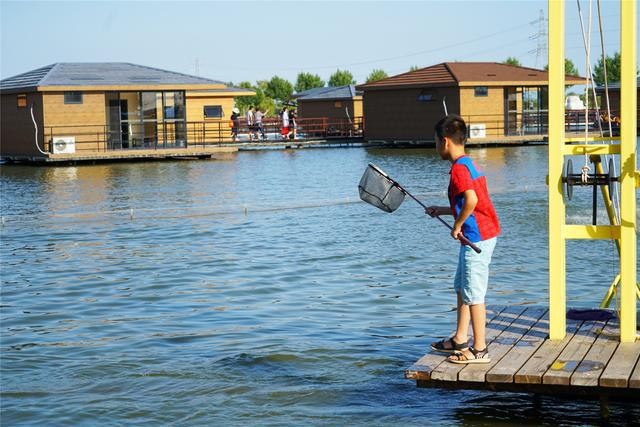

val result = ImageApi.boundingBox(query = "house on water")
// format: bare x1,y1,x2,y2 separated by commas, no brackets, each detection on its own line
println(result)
595,77,640,130
356,62,584,144
292,84,363,138
0,63,254,162
293,84,362,120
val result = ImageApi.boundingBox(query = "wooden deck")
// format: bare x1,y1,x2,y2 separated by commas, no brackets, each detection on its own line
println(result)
406,306,640,398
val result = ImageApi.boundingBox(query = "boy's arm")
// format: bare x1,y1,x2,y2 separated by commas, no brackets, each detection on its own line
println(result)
451,189,478,240
425,206,453,217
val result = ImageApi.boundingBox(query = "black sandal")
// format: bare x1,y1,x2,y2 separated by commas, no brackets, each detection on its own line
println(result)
431,337,468,354
447,346,491,364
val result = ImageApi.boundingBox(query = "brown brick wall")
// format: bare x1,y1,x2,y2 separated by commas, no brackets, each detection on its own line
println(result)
0,92,45,157
362,87,459,142
186,93,236,141
298,98,362,120
43,92,107,152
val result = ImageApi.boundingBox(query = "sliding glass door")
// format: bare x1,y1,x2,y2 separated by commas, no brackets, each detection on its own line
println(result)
105,90,186,150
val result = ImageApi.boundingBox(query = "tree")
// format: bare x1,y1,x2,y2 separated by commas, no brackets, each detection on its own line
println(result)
503,57,522,67
233,81,258,113
295,72,325,93
328,69,356,87
564,59,579,76
543,59,579,76
366,69,388,83
409,65,420,72
593,52,621,85
264,75,293,103
233,81,275,115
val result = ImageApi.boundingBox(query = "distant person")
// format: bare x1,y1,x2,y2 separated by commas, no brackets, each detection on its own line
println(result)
281,107,289,140
254,107,266,140
426,114,500,365
230,107,240,141
246,106,255,140
288,110,297,140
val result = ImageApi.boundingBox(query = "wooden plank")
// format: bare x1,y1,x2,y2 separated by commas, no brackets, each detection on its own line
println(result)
570,318,620,387
428,305,522,382
405,306,505,380
514,317,582,384
630,355,640,388
486,310,552,383
599,341,640,388
542,319,606,385
457,306,547,383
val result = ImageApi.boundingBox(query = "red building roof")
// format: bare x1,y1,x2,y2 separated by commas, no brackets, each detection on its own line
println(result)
357,62,584,90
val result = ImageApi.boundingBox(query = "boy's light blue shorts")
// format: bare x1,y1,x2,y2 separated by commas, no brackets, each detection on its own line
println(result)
454,237,497,305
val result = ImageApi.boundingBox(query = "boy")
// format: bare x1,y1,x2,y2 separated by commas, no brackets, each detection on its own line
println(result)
426,114,500,364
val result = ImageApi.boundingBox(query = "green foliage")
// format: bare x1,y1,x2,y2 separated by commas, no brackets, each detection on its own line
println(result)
593,52,621,85
295,72,325,93
563,59,579,76
233,81,276,115
503,57,522,67
366,69,388,83
543,59,579,76
328,69,356,87
409,65,420,72
264,75,294,103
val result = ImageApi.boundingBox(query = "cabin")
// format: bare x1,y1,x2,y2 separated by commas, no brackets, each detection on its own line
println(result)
356,62,584,144
0,63,254,162
595,77,640,129
292,84,362,120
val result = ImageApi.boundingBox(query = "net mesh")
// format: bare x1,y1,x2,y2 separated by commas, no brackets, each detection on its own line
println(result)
358,163,405,213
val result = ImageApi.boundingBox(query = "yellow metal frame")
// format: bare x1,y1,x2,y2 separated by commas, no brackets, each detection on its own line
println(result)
547,0,637,342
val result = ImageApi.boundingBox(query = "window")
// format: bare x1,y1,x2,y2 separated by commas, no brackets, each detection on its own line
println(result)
64,91,83,104
474,86,488,97
204,105,223,118
17,94,27,108
417,90,435,102
334,101,343,108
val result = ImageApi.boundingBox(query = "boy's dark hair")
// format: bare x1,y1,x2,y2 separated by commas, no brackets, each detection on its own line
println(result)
434,114,467,145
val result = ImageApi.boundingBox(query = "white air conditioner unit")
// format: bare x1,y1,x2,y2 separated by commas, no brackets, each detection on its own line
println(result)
52,136,76,154
469,124,486,139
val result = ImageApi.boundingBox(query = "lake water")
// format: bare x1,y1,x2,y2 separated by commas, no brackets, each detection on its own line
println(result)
1,145,638,425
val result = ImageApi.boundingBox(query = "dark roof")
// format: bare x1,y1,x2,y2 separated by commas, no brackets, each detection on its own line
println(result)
596,77,640,90
1,62,226,91
293,84,361,101
357,62,585,90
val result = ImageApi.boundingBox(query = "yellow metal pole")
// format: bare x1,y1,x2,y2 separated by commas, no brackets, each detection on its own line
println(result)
548,0,566,340
619,0,637,342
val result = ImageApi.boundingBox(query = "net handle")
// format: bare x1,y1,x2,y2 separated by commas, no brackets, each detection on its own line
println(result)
368,163,482,254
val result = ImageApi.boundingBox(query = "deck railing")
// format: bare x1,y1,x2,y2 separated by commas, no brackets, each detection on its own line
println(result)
42,116,364,153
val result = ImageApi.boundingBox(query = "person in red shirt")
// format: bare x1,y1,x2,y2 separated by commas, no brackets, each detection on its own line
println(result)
426,114,500,364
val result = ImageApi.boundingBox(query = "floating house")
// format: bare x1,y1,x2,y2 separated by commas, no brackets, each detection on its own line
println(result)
356,62,584,144
595,77,640,129
292,84,362,120
0,63,253,162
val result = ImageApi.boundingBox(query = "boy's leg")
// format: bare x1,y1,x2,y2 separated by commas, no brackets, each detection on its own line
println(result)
469,303,486,350
454,292,470,344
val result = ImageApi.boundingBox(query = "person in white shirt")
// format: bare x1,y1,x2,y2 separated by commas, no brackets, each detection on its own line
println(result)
281,107,289,140
246,106,255,140
254,108,265,140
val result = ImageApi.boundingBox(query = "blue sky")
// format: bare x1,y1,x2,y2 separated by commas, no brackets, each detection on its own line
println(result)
0,1,634,85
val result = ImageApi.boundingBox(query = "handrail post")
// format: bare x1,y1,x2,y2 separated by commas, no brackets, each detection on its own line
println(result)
548,0,566,340
618,0,637,342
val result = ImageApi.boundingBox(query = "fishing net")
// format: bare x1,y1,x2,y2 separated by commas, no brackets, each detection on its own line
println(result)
358,163,406,213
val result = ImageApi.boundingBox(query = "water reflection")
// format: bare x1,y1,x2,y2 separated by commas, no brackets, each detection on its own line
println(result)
1,146,639,425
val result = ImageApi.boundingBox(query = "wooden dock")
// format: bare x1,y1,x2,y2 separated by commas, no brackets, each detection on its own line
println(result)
406,306,640,398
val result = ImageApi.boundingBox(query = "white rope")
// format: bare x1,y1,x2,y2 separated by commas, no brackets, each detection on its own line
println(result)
596,0,620,223
30,103,48,156
575,0,592,176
